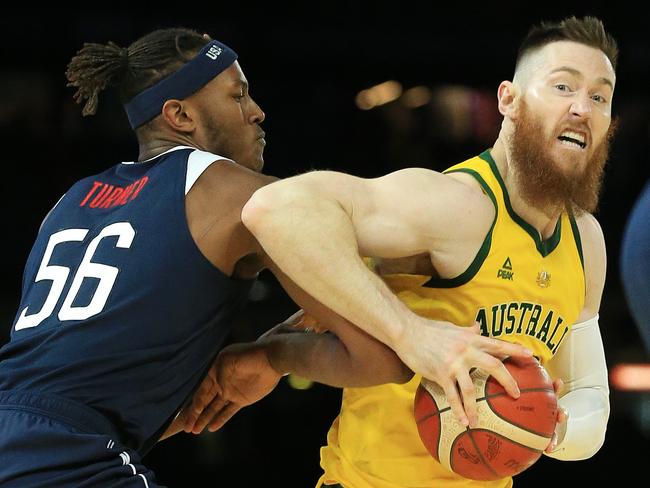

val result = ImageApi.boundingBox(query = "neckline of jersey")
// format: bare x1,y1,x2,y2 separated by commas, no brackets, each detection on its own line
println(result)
479,149,562,257
121,145,195,165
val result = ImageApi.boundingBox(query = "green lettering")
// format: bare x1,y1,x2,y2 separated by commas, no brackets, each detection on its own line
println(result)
505,302,518,334
546,316,564,351
492,303,506,337
536,310,553,342
490,305,499,336
475,309,489,336
517,303,533,333
525,304,542,336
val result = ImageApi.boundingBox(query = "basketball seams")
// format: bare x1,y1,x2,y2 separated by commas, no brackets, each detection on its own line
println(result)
468,429,543,479
484,389,556,439
437,408,471,470
464,429,499,479
468,429,544,454
415,358,557,480
415,387,553,421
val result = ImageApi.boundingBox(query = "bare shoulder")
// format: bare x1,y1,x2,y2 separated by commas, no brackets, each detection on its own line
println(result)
244,165,495,263
186,159,278,276
574,212,607,316
376,167,491,201
574,212,607,266
370,168,495,235
193,159,278,200
285,166,492,214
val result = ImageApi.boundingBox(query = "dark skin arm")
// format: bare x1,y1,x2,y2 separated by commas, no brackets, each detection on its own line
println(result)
262,257,414,386
185,160,410,384
160,160,411,439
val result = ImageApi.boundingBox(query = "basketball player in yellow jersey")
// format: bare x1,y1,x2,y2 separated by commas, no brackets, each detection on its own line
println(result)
184,16,616,487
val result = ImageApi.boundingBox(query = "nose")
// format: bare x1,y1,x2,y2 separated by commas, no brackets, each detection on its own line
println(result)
570,91,592,119
248,97,265,125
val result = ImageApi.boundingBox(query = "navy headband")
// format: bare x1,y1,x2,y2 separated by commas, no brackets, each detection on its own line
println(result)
124,40,238,129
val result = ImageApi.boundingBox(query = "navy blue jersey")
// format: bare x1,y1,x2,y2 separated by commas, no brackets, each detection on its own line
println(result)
0,146,254,454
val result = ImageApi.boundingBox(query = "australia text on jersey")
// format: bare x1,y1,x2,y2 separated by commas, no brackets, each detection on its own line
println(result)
475,302,569,354
79,176,149,209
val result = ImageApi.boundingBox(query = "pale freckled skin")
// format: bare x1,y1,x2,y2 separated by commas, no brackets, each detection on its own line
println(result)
510,41,615,177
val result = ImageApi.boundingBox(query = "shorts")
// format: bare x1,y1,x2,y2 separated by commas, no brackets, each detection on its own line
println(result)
0,389,164,487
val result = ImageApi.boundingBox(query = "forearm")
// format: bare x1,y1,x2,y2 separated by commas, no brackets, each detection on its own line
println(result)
260,330,412,388
545,315,610,460
242,174,415,348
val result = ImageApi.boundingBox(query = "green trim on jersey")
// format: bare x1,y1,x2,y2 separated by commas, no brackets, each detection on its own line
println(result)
568,211,585,270
424,168,497,288
479,150,562,257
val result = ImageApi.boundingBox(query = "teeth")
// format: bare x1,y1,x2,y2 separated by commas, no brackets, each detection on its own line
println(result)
560,139,584,149
558,130,587,149
560,131,585,144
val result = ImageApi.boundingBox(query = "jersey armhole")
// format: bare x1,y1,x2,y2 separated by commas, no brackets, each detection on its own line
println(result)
423,168,498,289
185,150,234,195
568,211,585,272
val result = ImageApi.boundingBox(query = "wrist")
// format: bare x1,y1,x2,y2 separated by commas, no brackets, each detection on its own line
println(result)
392,315,435,358
259,335,291,376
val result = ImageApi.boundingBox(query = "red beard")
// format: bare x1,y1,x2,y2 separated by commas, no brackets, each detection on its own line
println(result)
509,100,617,214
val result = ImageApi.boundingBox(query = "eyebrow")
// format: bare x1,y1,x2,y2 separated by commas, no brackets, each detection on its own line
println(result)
235,79,249,91
549,66,614,91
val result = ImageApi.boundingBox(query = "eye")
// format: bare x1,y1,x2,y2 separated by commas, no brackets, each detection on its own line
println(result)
554,84,571,92
591,94,607,103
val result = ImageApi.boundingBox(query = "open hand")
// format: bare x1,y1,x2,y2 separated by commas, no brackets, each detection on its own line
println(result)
183,341,282,434
397,319,533,428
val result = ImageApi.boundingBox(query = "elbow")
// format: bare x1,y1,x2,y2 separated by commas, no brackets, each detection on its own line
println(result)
582,434,607,460
241,181,312,235
545,388,610,461
566,424,608,461
578,400,609,460
241,186,273,233
545,427,608,461
558,431,607,461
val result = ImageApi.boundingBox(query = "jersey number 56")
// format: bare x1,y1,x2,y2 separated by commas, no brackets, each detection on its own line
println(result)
14,222,135,330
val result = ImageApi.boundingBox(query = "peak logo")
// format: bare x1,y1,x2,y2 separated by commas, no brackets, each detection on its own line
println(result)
497,257,514,281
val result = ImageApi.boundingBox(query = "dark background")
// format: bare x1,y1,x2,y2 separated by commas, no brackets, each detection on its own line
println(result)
1,4,648,486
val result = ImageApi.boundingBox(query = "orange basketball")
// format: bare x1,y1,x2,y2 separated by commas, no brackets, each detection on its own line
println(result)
414,356,557,481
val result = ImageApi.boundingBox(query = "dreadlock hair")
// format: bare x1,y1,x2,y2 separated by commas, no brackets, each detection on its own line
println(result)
515,16,618,73
66,28,211,124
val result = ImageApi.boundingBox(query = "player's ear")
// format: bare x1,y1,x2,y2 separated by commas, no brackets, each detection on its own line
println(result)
161,99,196,134
497,81,518,119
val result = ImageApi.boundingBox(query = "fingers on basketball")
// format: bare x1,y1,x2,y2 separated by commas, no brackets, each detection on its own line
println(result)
457,373,478,427
442,380,469,427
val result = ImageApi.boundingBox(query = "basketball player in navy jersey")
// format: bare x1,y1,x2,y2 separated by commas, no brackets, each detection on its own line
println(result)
0,28,530,487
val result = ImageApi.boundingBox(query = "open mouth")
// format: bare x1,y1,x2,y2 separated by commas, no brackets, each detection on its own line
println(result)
557,130,586,149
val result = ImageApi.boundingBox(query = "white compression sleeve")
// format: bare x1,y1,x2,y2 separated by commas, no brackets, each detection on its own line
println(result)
544,314,610,460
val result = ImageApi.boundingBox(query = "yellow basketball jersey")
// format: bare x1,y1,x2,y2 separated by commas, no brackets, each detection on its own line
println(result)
318,150,585,488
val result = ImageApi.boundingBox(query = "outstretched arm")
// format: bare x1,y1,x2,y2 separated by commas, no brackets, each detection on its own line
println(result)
262,259,413,386
178,259,416,436
183,307,413,434
242,168,532,426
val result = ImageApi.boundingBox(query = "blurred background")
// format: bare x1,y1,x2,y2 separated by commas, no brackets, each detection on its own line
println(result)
1,4,648,486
